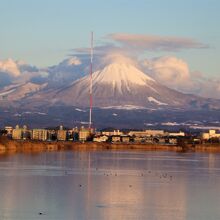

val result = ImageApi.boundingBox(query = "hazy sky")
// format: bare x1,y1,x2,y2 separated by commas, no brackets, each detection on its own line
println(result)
0,0,219,77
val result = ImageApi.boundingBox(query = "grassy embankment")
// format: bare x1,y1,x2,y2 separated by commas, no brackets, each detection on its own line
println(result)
0,136,220,154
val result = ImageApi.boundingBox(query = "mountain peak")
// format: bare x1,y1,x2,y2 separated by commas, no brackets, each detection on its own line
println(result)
92,60,155,93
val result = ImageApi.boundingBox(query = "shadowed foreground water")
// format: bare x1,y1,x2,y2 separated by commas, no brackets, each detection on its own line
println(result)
0,150,220,220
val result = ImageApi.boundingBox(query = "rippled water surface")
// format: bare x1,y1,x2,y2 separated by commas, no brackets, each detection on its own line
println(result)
0,150,220,220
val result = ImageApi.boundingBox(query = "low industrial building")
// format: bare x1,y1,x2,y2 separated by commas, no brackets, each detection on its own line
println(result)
168,138,178,145
111,135,121,142
121,136,130,143
93,135,109,142
133,136,145,143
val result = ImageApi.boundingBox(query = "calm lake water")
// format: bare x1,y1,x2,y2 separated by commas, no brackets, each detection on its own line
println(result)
0,150,220,220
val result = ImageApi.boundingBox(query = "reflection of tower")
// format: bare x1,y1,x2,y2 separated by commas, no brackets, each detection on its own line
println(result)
85,148,92,219
89,31,93,129
87,34,93,217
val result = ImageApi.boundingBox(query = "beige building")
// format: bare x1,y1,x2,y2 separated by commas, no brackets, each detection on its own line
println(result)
57,125,67,141
134,136,145,143
93,135,108,142
112,136,121,142
12,125,30,140
32,129,48,141
121,136,130,143
12,125,23,140
79,127,91,142
202,130,220,140
169,138,178,145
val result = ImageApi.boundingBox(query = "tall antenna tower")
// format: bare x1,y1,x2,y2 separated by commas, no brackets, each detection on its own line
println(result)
89,31,93,128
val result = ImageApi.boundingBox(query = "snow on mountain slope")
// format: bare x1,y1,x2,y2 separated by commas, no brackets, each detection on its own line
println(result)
148,97,168,106
0,82,47,100
101,105,148,110
0,88,16,97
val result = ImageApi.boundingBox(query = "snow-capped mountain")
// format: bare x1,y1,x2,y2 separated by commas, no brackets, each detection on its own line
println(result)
46,59,219,109
1,55,220,128
1,56,220,111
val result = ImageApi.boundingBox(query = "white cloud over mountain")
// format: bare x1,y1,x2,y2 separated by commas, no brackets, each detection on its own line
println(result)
141,56,196,92
106,33,208,52
0,59,21,77
141,56,220,99
0,58,43,88
58,57,82,67
0,58,39,77
190,72,220,99
73,33,207,61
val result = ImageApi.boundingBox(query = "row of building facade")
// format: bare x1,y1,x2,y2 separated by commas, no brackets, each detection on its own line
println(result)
2,125,220,144
4,125,92,142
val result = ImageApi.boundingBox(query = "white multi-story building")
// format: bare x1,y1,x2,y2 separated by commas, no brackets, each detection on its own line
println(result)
168,131,185,137
102,130,122,136
128,130,164,137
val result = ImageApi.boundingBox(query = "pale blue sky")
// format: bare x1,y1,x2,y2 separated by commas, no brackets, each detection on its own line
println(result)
0,0,219,76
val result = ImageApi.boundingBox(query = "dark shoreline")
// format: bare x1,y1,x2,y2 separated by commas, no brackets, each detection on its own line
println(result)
1,137,220,154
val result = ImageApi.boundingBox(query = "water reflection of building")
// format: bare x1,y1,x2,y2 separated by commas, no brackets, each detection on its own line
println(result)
208,153,216,171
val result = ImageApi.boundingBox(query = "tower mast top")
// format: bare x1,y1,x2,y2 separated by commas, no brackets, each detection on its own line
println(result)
89,31,93,128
